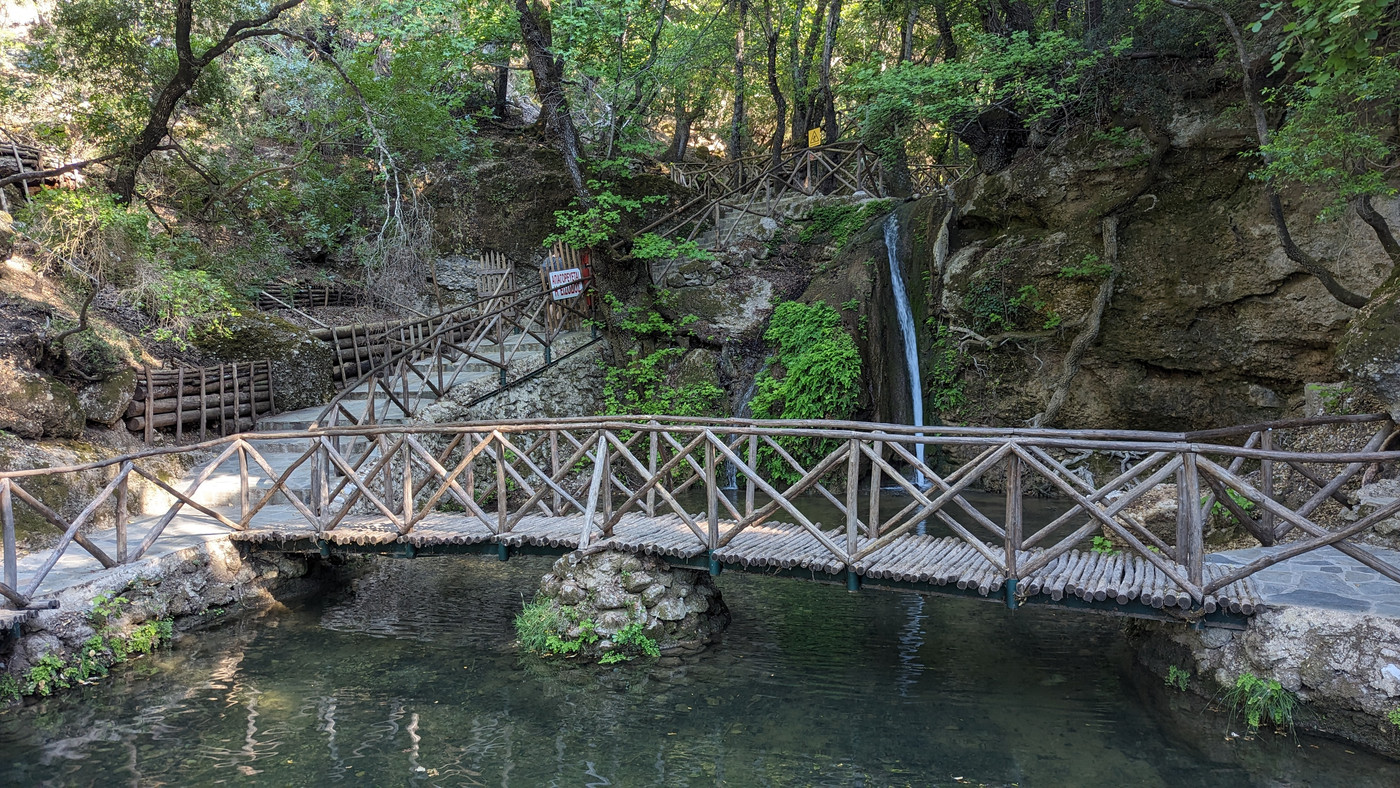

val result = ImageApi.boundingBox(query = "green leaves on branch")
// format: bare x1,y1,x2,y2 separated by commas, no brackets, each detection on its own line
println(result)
851,29,1120,140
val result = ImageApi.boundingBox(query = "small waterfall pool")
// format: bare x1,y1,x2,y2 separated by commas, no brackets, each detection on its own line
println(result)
2,551,1393,786
884,212,926,485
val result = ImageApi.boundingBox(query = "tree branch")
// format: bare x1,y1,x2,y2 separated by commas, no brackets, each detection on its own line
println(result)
1161,0,1371,308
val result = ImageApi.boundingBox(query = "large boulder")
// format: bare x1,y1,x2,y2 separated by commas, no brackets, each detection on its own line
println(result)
77,368,137,427
0,359,83,438
194,312,334,411
1338,273,1400,419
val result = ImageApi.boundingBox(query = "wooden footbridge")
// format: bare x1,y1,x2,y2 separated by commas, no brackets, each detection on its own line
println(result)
5,413,1399,629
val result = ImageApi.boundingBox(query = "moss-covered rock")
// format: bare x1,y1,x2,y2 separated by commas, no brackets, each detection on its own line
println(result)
0,359,83,438
77,368,137,427
1338,273,1400,418
194,313,333,412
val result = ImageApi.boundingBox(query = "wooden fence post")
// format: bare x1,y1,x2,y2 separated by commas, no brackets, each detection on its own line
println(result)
845,439,861,590
705,437,718,550
1005,452,1023,608
551,430,562,516
114,470,128,564
746,433,758,518
647,425,658,517
174,368,185,442
2,480,16,592
867,440,882,538
1181,453,1204,586
1260,429,1275,537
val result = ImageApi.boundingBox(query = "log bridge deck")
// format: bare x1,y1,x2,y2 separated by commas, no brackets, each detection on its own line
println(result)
232,512,1264,625
8,415,1394,631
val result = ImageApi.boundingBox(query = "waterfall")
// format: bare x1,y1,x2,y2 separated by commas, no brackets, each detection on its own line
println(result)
721,376,760,491
884,213,925,486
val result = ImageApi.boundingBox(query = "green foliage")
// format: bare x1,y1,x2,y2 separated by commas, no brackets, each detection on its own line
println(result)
962,277,1060,333
1250,1,1399,211
1207,489,1258,525
797,200,895,251
515,600,604,657
0,674,19,704
1091,535,1120,555
1166,665,1191,692
601,620,661,664
603,347,725,417
18,616,173,699
111,620,173,660
89,592,131,628
840,297,861,311
749,301,862,483
1388,708,1400,729
601,292,723,418
853,30,1121,151
24,654,72,697
1224,673,1298,732
928,324,966,416
515,600,563,654
1058,253,1113,280
545,183,668,249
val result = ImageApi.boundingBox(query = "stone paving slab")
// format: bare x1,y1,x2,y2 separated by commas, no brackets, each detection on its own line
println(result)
1208,544,1400,617
10,505,309,599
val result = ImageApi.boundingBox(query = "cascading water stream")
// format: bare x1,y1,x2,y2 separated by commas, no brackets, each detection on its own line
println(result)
884,213,925,486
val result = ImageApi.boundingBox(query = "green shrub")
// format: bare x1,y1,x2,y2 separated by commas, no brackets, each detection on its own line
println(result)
1223,673,1297,733
1165,665,1190,692
602,620,661,664
750,301,862,483
796,200,895,251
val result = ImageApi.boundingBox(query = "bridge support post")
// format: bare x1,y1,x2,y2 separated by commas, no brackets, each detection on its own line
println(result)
846,569,860,592
498,543,510,562
317,539,329,559
1005,577,1018,610
708,554,722,576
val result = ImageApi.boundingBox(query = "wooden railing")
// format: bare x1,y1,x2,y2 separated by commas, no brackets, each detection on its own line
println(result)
313,274,599,429
5,414,1397,613
648,144,969,254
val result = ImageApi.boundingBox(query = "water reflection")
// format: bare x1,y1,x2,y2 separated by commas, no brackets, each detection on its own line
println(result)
1,554,1397,786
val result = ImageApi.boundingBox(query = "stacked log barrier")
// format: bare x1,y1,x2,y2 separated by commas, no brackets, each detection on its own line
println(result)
126,362,275,440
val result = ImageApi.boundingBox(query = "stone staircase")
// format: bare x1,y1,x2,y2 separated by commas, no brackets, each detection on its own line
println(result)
185,330,590,515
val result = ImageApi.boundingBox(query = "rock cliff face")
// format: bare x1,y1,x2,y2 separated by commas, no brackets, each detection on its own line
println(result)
1136,607,1400,757
842,114,1399,431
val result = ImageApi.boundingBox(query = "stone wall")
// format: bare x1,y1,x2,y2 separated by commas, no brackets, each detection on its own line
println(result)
0,536,329,695
1135,607,1400,756
419,340,607,423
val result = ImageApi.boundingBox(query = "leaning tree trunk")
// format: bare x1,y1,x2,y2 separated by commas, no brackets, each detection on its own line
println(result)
515,0,591,203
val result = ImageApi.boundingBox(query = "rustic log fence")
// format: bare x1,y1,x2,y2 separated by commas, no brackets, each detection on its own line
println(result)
646,143,968,257
9,414,1398,622
313,271,599,429
126,362,276,443
129,250,588,442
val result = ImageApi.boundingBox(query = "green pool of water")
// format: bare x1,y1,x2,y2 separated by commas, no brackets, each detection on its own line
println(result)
2,554,1396,786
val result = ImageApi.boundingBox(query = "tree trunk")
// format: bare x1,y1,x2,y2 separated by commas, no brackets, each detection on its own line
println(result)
901,3,917,63
761,2,786,171
515,0,591,203
730,0,749,168
935,2,958,61
789,0,829,148
818,0,842,145
493,60,510,120
112,0,305,204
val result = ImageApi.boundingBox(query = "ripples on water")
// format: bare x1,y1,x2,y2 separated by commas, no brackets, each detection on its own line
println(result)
2,554,1398,787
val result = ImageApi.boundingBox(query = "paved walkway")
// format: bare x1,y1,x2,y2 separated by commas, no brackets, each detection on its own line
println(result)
1209,545,1400,618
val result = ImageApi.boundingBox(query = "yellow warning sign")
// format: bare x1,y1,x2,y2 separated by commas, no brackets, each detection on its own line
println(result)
807,127,824,147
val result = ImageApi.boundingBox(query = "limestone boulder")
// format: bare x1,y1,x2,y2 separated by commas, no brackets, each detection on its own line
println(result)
194,312,334,412
0,359,84,438
77,368,137,427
